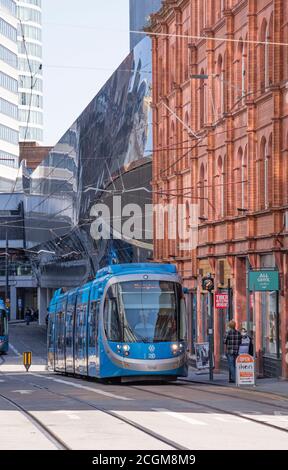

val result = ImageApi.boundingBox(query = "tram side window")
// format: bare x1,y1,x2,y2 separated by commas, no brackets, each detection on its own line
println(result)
56,311,64,349
65,307,74,348
89,301,99,348
0,310,8,336
177,285,187,342
47,316,54,349
76,305,83,348
104,291,122,342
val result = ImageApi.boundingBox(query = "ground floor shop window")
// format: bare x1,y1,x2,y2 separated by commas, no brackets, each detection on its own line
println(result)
218,288,233,357
261,291,281,356
191,292,197,350
201,293,208,342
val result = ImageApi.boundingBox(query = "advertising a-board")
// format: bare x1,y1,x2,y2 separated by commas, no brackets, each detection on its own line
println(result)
236,354,255,386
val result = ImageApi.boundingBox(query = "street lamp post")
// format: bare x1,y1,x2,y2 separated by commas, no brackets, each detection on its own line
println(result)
5,232,10,320
202,273,215,381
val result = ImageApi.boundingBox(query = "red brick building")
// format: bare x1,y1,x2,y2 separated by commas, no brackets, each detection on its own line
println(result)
150,0,288,378
19,142,52,171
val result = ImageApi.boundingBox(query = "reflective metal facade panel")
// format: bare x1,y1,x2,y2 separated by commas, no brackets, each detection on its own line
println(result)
23,37,153,286
129,0,161,49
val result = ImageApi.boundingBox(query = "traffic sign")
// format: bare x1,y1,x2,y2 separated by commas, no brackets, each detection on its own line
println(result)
23,352,32,372
236,354,255,386
215,292,229,309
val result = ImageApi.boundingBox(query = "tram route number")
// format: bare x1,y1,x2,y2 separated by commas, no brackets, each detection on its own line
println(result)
23,351,32,372
92,454,196,467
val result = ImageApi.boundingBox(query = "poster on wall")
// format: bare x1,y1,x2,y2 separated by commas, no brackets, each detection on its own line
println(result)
195,342,210,369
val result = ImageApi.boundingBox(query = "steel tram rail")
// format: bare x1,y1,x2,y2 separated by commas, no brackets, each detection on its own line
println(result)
0,365,187,451
128,384,288,435
176,379,288,410
0,392,71,450
29,382,187,451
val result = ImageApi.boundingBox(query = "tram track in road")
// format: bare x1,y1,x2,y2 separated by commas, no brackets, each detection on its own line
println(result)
176,379,288,411
0,392,71,450
128,384,288,435
0,369,187,450
29,382,187,450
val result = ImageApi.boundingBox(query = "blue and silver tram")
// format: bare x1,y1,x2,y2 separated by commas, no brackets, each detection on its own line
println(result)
48,263,188,381
0,299,8,354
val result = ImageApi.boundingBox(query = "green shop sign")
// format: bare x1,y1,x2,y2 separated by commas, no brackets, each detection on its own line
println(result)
248,270,279,291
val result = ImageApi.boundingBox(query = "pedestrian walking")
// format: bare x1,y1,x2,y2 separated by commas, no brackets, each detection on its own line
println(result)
25,307,32,326
239,327,253,356
224,320,242,383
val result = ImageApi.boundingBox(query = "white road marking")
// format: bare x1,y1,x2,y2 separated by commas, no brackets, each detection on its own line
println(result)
0,379,5,382
152,408,207,425
53,410,81,420
31,373,134,401
214,415,245,423
9,344,21,357
12,390,34,395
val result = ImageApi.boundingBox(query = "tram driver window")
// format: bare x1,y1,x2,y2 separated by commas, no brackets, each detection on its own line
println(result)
0,309,7,336
104,295,121,342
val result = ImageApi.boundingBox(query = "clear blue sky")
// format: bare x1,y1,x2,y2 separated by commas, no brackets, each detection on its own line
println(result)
43,0,129,145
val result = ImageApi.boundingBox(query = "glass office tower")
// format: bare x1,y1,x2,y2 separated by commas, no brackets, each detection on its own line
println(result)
17,0,43,143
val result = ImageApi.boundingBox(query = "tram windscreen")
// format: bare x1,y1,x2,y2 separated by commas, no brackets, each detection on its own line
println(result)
0,309,8,336
104,281,186,343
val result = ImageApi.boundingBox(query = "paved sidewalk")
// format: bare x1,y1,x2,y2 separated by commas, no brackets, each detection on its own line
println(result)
186,366,288,398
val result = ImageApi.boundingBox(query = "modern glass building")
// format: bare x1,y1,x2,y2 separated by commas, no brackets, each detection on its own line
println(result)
0,0,19,167
129,0,161,49
0,21,153,322
17,0,43,144
23,36,153,294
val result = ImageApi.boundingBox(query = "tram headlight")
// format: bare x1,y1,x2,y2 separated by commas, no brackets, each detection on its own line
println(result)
122,344,130,356
171,344,179,355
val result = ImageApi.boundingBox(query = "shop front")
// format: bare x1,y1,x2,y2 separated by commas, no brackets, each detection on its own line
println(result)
249,255,281,377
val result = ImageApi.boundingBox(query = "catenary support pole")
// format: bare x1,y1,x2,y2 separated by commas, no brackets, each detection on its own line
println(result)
208,291,214,381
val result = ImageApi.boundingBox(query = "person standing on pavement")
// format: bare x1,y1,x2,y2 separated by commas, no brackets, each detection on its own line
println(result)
224,320,242,383
25,307,32,326
238,327,253,356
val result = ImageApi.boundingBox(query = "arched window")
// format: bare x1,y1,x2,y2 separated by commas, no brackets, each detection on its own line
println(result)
259,19,272,92
217,55,223,116
235,147,243,210
264,134,272,209
199,0,206,32
268,14,274,87
241,146,248,210
241,41,247,97
184,112,190,168
159,129,163,177
223,52,227,112
259,136,267,209
237,40,243,99
199,163,205,217
216,156,224,218
216,0,221,20
236,39,247,102
265,24,269,89
243,35,248,96
200,69,205,127
170,121,176,168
